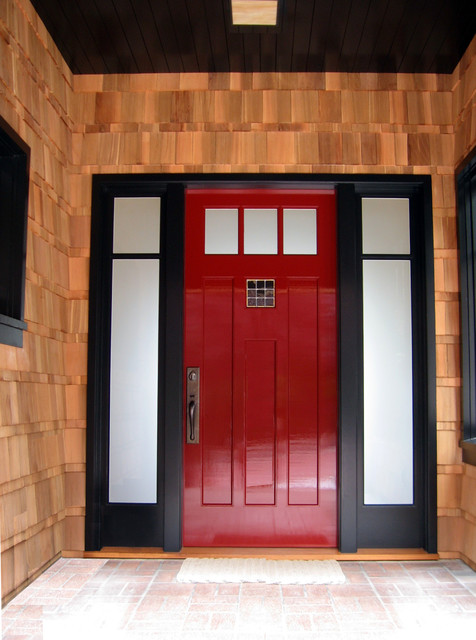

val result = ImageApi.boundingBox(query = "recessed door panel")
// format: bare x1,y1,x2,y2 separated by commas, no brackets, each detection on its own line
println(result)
202,278,233,505
245,340,276,505
288,278,319,506
184,189,337,546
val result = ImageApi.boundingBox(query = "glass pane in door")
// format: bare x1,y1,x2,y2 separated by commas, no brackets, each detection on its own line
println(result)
109,259,160,503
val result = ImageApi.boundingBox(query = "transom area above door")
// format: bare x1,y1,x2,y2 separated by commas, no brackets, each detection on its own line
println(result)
200,189,334,257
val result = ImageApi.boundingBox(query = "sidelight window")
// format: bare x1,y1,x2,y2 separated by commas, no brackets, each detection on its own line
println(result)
362,197,414,504
108,197,161,503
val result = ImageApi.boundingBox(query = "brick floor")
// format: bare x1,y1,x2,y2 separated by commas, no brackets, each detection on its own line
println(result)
1,558,476,639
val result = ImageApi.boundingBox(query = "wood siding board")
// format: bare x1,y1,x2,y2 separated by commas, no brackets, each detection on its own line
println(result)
29,0,476,74
162,0,199,73
351,0,392,73
202,0,231,73
419,1,462,75
276,0,297,73
290,0,315,72
322,0,353,72
94,0,138,73
306,0,335,72
116,0,155,73
430,7,475,74
129,0,173,73
368,0,411,73
32,0,96,74
78,0,128,74
337,0,373,74
397,0,444,73
243,33,262,74
183,2,217,73
221,34,244,76
260,34,279,75
73,0,132,74
66,0,117,74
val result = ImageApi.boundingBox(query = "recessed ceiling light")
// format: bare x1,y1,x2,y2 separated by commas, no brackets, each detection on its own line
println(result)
231,0,279,26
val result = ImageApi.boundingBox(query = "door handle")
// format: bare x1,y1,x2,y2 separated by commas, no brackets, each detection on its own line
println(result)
186,367,200,444
188,400,196,441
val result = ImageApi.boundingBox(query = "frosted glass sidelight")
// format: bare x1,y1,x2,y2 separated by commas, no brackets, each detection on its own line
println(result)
113,197,161,254
109,259,159,503
283,209,317,254
363,260,414,505
244,209,278,254
205,209,239,254
362,198,410,255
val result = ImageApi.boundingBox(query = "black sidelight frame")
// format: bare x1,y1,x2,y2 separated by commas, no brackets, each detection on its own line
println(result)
86,173,436,553
86,178,184,550
338,178,436,552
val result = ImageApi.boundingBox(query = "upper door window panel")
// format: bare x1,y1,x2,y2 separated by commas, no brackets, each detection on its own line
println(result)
283,208,317,255
204,207,318,255
205,209,239,254
244,209,278,254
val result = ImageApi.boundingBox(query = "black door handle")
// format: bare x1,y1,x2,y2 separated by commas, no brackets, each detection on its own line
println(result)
186,367,200,444
189,400,196,441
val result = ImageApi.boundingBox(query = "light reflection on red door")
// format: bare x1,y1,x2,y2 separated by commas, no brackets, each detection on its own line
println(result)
183,189,337,546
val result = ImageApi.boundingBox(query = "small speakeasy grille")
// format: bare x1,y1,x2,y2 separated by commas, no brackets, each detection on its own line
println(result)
247,279,275,307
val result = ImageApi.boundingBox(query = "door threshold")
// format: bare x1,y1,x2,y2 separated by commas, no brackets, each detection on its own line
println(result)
78,547,439,561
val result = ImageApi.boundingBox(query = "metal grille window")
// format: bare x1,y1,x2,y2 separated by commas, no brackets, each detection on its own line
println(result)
246,279,275,307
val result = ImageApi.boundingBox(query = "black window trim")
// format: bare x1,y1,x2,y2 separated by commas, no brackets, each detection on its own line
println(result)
457,149,476,466
0,116,29,347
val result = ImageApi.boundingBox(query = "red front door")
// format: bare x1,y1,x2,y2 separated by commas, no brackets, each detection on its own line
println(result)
183,189,337,546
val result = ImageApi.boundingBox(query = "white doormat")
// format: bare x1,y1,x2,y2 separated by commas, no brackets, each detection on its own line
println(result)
176,558,346,584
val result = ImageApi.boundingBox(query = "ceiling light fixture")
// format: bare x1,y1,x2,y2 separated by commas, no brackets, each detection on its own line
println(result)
231,0,279,27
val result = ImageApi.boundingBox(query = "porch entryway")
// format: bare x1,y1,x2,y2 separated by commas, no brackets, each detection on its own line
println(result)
2,557,475,638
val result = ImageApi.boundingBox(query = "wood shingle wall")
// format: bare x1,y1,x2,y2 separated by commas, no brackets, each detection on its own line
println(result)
0,0,475,602
0,0,75,600
440,37,476,568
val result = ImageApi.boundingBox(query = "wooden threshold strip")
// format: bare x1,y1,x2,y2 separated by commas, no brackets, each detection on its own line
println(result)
74,547,439,561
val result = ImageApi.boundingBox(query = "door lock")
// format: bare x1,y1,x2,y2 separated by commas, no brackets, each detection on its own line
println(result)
186,367,200,444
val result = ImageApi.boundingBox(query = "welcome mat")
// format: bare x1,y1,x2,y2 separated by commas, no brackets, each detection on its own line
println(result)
176,558,346,584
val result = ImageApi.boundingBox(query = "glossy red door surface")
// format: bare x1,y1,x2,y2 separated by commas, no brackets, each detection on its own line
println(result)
183,189,337,546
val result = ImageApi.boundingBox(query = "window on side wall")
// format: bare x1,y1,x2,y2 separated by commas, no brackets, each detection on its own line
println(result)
457,151,476,465
0,117,29,347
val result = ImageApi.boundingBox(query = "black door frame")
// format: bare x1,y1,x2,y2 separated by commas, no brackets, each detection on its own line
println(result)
86,173,436,553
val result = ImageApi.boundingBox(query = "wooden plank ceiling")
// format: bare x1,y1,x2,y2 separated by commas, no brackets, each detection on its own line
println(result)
30,0,476,75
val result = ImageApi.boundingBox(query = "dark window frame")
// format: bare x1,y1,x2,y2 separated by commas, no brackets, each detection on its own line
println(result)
0,116,29,347
457,150,476,466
